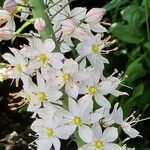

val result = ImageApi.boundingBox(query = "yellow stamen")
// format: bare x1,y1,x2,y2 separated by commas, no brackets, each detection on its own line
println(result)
73,116,82,126
91,44,100,53
46,128,54,138
62,73,70,81
88,86,97,95
95,140,104,149
15,64,22,73
25,95,31,103
38,92,46,102
37,53,48,64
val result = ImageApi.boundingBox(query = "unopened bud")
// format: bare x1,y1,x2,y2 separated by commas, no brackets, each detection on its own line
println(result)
34,18,46,31
3,0,17,13
85,8,106,23
0,27,15,41
62,19,77,35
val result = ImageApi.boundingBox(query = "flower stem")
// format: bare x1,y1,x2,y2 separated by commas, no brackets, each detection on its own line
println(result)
29,0,56,41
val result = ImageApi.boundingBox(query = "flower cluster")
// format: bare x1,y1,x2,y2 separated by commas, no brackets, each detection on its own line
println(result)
1,0,141,150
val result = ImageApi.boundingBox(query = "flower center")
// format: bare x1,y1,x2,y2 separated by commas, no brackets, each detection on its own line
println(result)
37,53,48,64
88,86,97,95
25,95,31,103
73,116,82,126
95,140,104,149
46,128,54,138
91,44,100,54
38,92,46,102
62,73,70,81
15,64,22,73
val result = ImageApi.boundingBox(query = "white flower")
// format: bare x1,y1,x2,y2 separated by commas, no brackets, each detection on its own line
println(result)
31,110,71,150
79,69,111,108
99,75,128,97
85,8,107,33
81,123,121,150
56,95,101,143
24,72,62,112
44,58,89,98
76,33,109,73
112,103,140,138
2,48,28,81
21,37,64,71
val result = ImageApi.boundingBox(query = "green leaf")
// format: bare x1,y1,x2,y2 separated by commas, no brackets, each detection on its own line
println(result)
144,42,150,50
123,83,144,116
109,23,144,44
125,55,145,83
104,0,129,11
142,0,150,8
0,0,4,6
132,83,144,99
121,5,145,27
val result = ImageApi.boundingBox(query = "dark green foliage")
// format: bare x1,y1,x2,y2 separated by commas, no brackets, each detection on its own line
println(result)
104,0,150,148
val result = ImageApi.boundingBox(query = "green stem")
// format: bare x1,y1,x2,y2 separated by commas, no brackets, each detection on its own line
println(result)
16,18,34,34
29,0,56,41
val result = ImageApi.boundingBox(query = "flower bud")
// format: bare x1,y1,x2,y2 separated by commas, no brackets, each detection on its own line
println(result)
62,19,77,35
3,0,17,13
85,8,106,23
0,27,15,41
34,18,46,31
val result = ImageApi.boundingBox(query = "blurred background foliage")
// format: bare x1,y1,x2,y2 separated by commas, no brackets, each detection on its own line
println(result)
104,0,150,149
0,0,150,149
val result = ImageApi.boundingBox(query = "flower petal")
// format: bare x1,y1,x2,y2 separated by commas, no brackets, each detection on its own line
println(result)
79,125,93,143
102,127,118,142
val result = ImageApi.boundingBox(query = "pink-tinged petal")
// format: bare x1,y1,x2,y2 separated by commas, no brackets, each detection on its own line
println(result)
79,125,93,143
62,19,77,35
65,81,79,99
85,8,106,23
102,127,118,142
